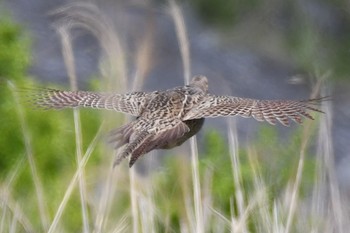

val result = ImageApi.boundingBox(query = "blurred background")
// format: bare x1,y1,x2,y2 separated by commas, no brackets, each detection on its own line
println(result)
1,0,350,232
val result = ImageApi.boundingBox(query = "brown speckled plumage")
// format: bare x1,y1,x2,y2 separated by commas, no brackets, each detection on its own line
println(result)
28,75,324,167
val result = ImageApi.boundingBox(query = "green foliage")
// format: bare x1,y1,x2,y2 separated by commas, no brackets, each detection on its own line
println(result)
0,16,32,177
190,0,261,27
254,126,316,197
0,16,103,232
200,130,235,213
0,17,31,176
0,19,30,80
154,157,191,230
156,126,317,231
283,1,350,80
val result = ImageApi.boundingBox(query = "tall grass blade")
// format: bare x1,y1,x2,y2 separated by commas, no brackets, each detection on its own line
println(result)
57,26,90,233
317,85,346,232
169,0,191,84
9,82,49,231
284,122,311,233
169,1,204,232
0,157,25,233
51,2,128,90
129,169,139,233
94,165,116,233
48,124,104,233
227,118,247,233
190,137,204,232
0,146,34,233
285,79,323,233
132,20,154,91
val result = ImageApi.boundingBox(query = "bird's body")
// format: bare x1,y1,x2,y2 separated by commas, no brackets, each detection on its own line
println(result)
29,75,324,167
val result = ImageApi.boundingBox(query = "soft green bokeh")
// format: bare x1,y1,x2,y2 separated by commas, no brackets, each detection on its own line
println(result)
0,19,30,80
190,0,261,27
0,15,103,231
154,127,317,232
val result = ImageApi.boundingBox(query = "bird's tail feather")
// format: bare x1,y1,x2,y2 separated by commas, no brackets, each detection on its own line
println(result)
113,131,154,168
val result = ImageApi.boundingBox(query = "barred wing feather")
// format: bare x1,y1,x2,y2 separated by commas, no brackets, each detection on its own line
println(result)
27,88,149,116
184,95,324,126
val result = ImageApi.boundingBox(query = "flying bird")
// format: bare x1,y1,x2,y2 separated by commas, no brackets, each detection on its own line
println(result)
28,75,325,167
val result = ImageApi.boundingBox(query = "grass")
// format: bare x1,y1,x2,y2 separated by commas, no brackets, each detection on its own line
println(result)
1,1,349,232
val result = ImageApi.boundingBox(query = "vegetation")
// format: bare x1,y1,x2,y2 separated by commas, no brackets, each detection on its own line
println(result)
0,15,103,232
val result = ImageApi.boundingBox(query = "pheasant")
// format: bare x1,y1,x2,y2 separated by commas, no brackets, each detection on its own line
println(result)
28,75,325,167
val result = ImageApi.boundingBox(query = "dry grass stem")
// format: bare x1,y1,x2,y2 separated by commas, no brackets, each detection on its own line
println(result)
169,1,205,232
169,0,191,84
51,2,127,90
57,26,90,233
9,82,49,231
227,119,246,232
48,124,104,233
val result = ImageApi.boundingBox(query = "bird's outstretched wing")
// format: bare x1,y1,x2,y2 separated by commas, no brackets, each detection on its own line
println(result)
24,87,150,116
183,94,326,126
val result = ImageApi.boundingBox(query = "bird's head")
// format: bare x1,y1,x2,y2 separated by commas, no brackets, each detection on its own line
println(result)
190,75,208,93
